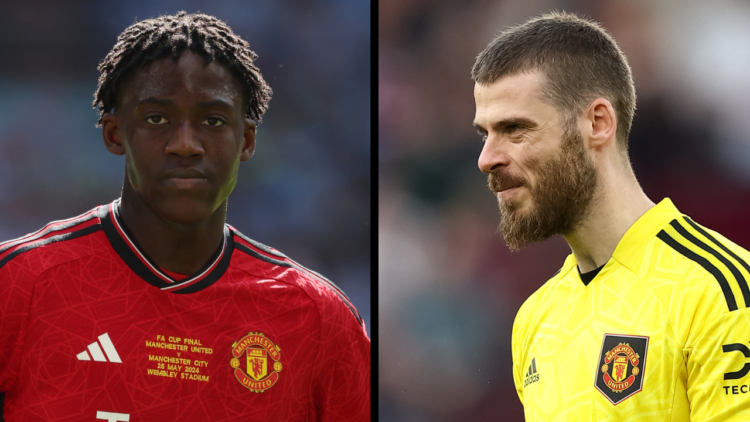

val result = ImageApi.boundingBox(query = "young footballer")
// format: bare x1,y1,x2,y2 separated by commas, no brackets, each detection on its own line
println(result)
473,11,749,421
0,12,369,421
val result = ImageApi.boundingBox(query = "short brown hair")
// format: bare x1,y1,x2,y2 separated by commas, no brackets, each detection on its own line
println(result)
471,11,635,149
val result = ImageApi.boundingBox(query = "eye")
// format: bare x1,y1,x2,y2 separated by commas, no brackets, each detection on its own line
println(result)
145,116,169,125
506,124,520,133
202,117,226,127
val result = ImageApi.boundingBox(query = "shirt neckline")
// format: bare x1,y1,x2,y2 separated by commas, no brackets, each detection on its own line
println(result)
98,199,234,294
578,264,605,286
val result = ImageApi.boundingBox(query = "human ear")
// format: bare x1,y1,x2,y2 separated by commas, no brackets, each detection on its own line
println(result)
585,98,617,150
240,118,257,162
101,113,126,156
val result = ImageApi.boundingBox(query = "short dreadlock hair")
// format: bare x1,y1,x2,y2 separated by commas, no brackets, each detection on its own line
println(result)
93,11,272,126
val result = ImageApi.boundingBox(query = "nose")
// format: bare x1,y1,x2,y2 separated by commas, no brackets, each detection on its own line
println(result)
477,135,510,173
166,121,204,158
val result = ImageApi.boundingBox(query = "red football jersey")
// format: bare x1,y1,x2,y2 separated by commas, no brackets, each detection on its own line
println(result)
0,199,370,421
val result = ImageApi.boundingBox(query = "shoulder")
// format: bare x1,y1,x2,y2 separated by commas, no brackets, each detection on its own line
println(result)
517,260,570,319
511,260,569,383
651,215,750,315
513,261,570,340
645,215,750,350
229,226,365,330
0,206,106,279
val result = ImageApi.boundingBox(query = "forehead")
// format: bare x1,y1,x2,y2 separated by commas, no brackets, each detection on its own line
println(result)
473,71,557,125
120,50,243,106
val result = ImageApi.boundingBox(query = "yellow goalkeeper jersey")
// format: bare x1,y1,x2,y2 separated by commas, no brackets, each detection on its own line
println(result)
512,198,750,421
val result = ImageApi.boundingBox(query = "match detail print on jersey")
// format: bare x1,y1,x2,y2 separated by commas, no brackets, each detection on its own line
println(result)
145,335,212,382
594,334,649,405
230,332,283,393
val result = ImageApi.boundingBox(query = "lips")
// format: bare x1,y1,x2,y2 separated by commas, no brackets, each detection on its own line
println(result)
162,168,208,189
488,172,524,194
163,168,206,179
497,184,522,193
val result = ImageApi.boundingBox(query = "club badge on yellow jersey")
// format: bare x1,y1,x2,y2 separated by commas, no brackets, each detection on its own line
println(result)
230,332,283,393
595,334,649,404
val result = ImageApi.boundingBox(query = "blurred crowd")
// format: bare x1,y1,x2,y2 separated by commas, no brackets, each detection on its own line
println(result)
379,0,750,420
0,0,370,333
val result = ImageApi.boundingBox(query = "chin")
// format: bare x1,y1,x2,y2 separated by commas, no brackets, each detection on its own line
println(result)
499,197,531,214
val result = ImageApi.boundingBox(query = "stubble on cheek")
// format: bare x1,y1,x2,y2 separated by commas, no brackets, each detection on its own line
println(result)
492,128,598,251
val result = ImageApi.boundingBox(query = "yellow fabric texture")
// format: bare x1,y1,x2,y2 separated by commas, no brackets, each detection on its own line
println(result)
512,198,750,421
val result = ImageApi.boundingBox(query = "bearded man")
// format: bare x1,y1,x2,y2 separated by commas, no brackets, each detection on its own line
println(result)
472,11,750,421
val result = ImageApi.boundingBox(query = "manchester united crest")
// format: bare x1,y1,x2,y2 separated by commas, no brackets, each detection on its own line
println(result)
230,332,282,393
595,334,648,405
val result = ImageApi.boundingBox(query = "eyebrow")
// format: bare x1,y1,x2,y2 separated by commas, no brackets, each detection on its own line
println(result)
196,99,235,109
473,116,537,134
137,97,174,107
136,97,235,109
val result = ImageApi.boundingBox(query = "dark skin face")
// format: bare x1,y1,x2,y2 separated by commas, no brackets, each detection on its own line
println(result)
101,50,256,275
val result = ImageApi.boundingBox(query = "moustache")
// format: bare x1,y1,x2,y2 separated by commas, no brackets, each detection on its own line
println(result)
487,171,526,194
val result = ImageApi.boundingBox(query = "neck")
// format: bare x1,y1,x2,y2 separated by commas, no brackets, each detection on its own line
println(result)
119,184,227,276
563,160,655,273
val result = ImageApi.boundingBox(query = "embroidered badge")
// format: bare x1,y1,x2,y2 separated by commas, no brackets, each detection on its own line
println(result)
594,334,648,405
230,332,282,393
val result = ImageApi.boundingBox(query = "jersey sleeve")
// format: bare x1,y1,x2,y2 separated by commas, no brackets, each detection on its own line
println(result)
511,314,524,405
312,294,370,421
512,295,535,407
0,259,36,392
686,307,750,421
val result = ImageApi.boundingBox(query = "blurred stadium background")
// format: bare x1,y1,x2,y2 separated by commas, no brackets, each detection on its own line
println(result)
0,0,370,334
379,0,750,420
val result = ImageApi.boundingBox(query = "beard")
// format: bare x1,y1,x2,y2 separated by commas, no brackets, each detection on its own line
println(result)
488,125,598,251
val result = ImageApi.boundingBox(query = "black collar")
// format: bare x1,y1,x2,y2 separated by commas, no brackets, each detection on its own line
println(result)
99,199,234,294
578,264,605,286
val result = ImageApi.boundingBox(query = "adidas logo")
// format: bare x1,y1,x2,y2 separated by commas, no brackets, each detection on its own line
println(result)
524,357,540,387
76,333,121,363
